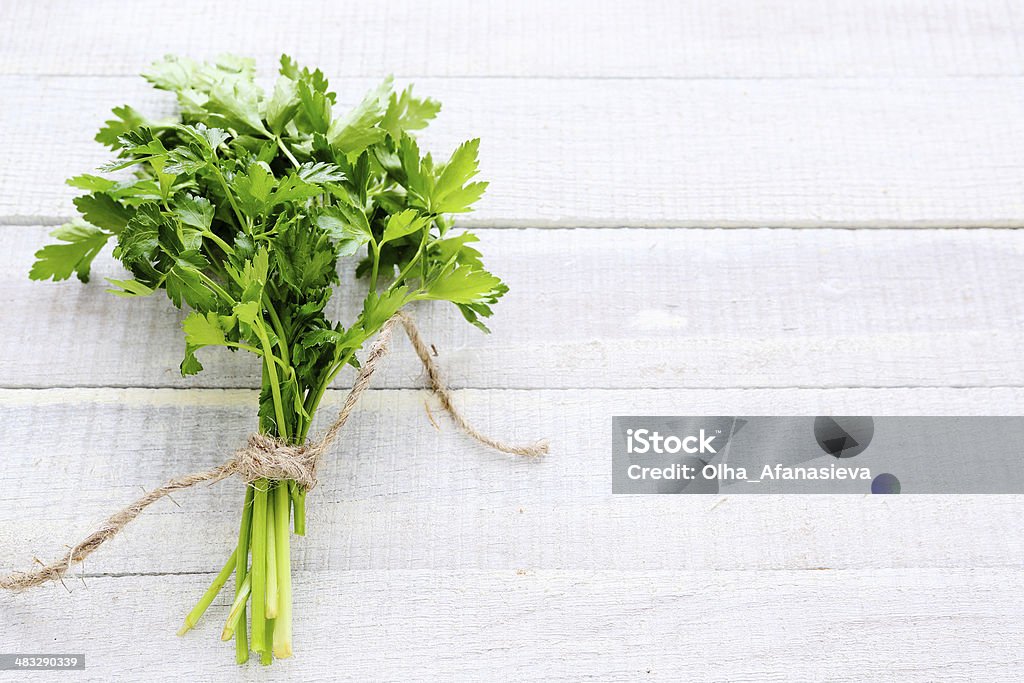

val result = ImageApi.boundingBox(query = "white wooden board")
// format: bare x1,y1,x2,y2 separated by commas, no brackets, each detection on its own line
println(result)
4,570,1022,681
4,77,1024,226
2,387,1023,580
3,226,1023,389
3,0,1023,78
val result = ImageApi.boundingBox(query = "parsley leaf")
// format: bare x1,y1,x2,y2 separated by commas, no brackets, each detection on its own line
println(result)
95,105,149,149
381,209,428,244
30,223,111,283
381,85,441,140
431,139,488,213
73,193,132,233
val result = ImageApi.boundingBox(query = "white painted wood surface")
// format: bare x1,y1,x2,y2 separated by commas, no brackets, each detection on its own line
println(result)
5,226,1024,390
2,1,1023,680
5,570,1023,681
3,387,1024,578
3,0,1023,78
5,76,1024,226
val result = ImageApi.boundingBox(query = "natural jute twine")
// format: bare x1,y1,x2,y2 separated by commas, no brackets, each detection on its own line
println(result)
0,312,548,590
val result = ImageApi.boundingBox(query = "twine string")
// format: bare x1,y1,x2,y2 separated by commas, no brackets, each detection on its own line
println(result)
0,312,547,590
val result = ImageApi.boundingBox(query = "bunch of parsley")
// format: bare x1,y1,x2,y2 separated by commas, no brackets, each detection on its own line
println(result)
30,54,506,664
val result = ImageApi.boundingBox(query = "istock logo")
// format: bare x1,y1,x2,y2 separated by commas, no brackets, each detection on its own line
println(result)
625,428,717,455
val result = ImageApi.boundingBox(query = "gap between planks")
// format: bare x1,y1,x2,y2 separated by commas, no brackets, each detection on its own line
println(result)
11,217,1024,230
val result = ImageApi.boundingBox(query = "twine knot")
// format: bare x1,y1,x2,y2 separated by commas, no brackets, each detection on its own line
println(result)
231,434,320,491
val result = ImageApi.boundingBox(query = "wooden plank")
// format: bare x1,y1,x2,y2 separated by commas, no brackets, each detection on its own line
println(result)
4,77,1024,227
2,387,1023,578
3,226,1023,390
3,569,1022,679
3,0,1023,78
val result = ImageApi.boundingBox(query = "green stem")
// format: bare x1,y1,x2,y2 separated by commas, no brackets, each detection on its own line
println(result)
300,346,358,442
250,480,269,653
369,240,381,291
262,293,291,367
202,230,235,257
176,548,237,636
234,485,254,663
212,165,248,231
289,480,306,536
224,341,265,355
273,484,294,658
195,270,236,306
256,332,290,443
222,573,252,641
392,228,430,285
276,136,301,169
265,490,279,619
200,239,228,275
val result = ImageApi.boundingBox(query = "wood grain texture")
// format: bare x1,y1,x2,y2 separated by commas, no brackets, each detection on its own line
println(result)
4,226,1023,389
3,0,1023,78
2,387,1023,579
4,76,1024,226
3,569,1022,681
3,3,1023,679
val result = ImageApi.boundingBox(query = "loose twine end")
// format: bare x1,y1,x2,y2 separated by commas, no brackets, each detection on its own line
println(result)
0,312,547,591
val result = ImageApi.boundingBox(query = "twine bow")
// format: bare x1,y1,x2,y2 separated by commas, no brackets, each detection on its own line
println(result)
0,312,547,590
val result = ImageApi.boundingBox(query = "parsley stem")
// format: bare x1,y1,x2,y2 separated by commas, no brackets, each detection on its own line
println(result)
272,484,294,658
249,480,269,653
265,490,279,618
392,229,430,286
221,572,251,641
234,485,254,663
195,271,235,306
275,136,301,169
262,293,290,368
254,326,290,443
225,341,264,355
289,481,306,536
369,241,381,291
298,344,359,443
211,166,248,232
176,548,237,636
203,230,234,257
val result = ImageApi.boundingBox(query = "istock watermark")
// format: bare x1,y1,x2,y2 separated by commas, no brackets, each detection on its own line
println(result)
625,428,718,455
612,416,1024,494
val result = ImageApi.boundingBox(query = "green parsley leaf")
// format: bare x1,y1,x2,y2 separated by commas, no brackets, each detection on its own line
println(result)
105,278,156,297
181,310,239,375
164,252,219,311
266,76,300,134
422,264,506,305
173,194,214,231
316,205,372,257
29,223,111,283
95,105,149,149
431,139,488,213
362,286,411,332
67,174,117,193
381,209,428,244
327,77,392,159
381,85,441,140
73,193,132,233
